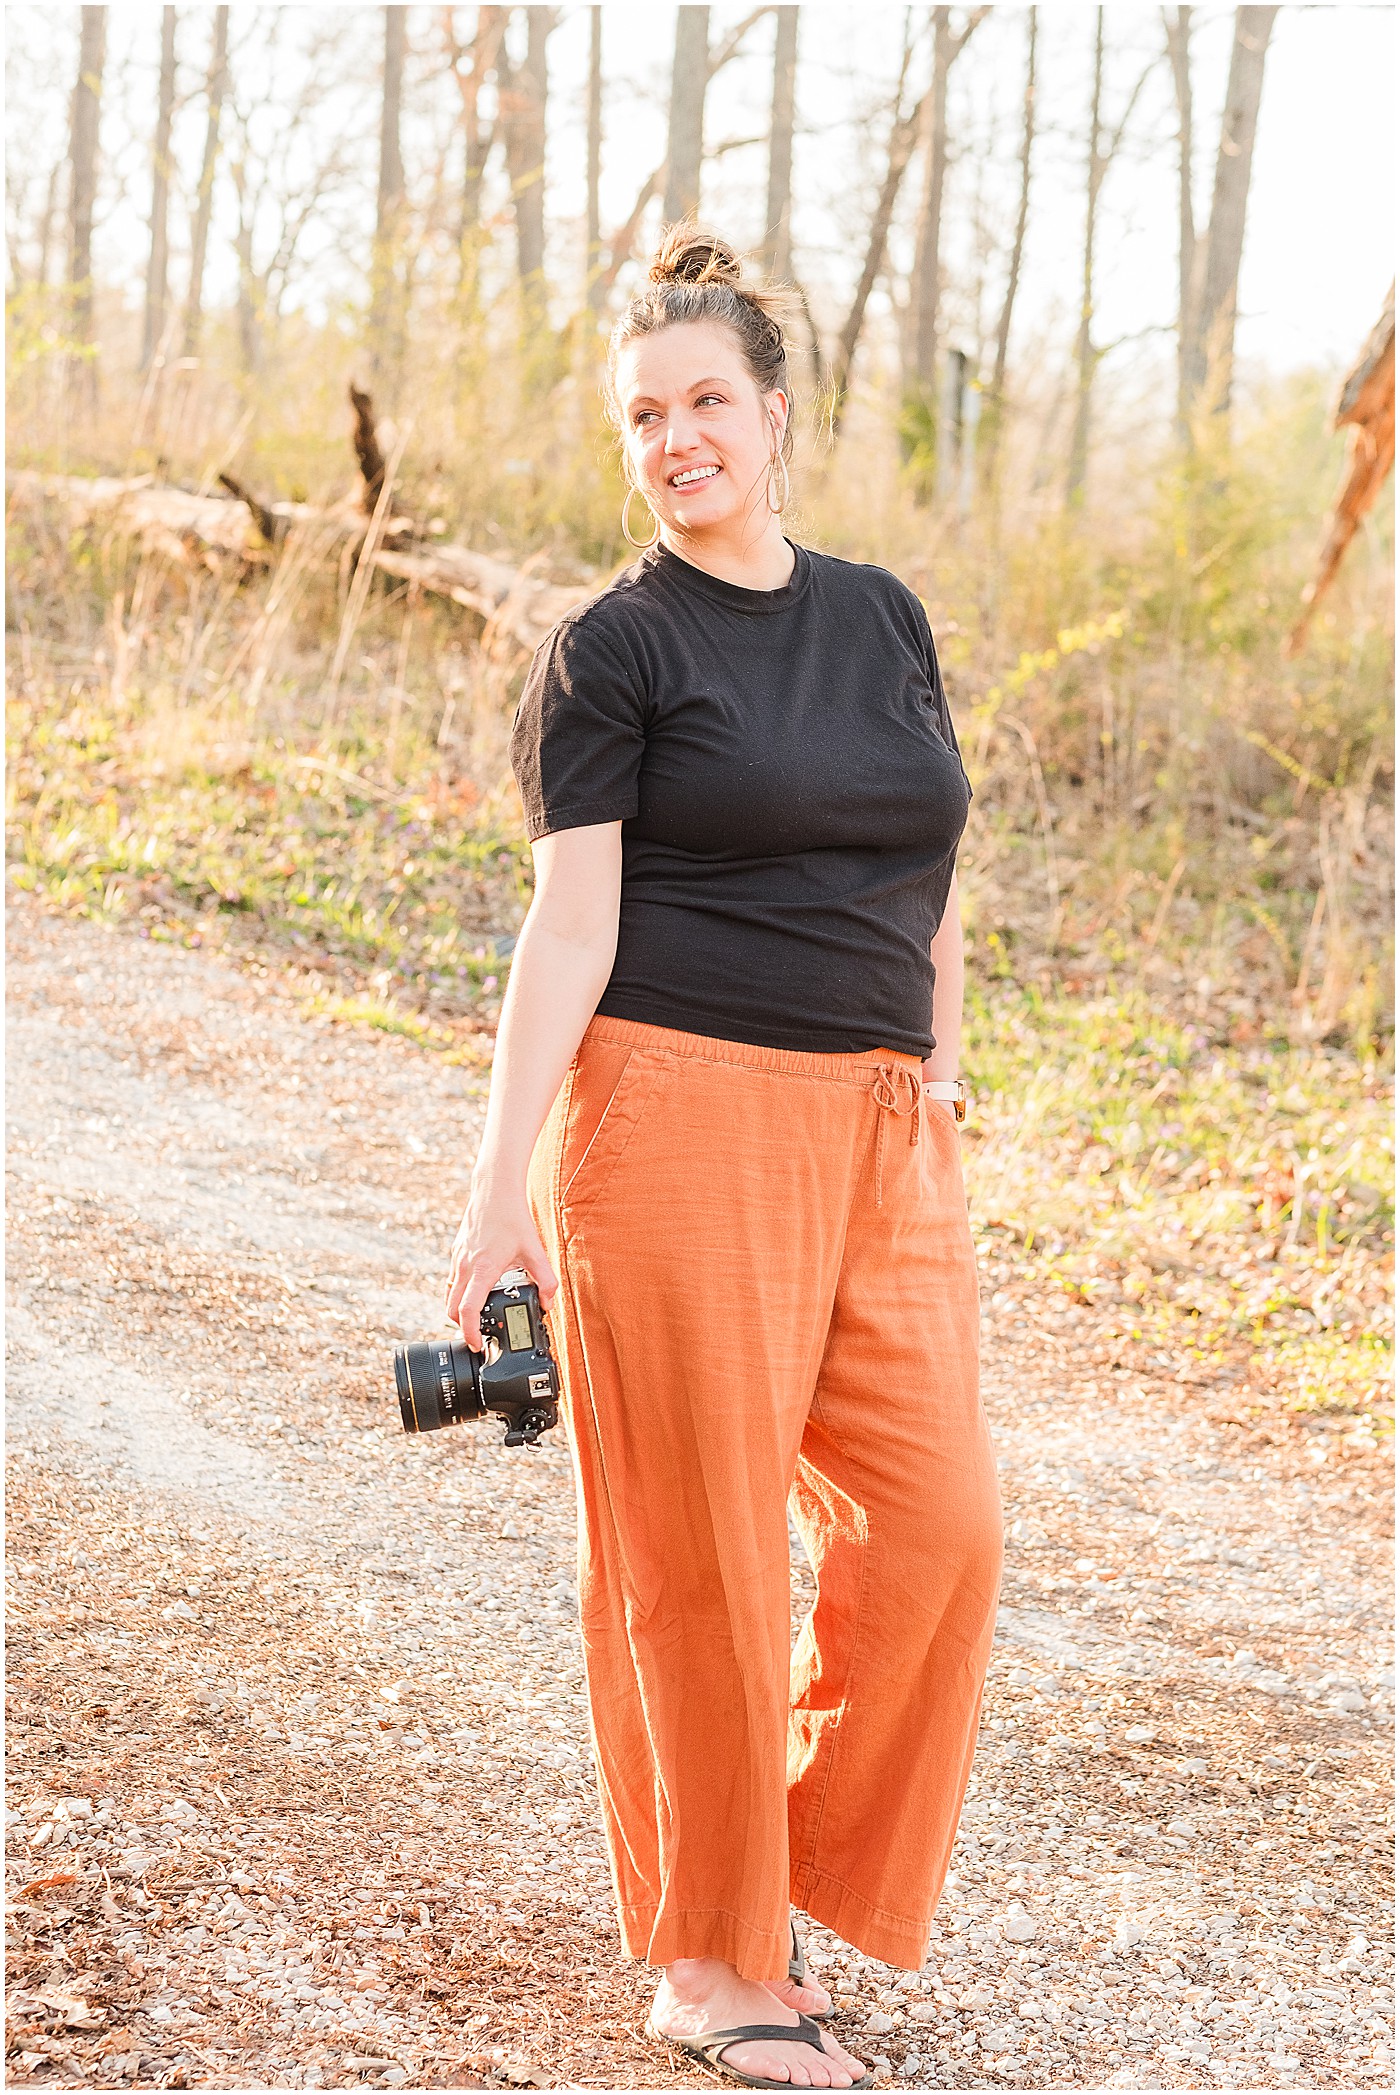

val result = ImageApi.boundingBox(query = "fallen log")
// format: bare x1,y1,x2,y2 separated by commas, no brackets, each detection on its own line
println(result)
8,470,591,657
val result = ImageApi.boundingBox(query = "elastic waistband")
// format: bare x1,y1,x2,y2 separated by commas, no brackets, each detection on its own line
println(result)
582,1012,924,1084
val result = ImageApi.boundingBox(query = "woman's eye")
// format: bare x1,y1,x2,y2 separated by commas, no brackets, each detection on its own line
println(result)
696,393,724,407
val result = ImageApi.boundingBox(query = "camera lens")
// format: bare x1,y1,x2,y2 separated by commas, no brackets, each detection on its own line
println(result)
394,1336,483,1433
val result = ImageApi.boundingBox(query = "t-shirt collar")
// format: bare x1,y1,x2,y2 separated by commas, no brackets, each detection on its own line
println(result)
644,537,812,616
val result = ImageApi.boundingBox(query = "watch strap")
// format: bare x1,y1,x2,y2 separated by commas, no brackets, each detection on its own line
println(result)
922,1079,967,1123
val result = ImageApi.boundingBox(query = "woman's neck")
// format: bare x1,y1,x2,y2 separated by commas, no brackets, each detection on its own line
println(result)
658,519,796,592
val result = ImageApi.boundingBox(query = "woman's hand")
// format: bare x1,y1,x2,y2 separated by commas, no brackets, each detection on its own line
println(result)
444,1163,559,1351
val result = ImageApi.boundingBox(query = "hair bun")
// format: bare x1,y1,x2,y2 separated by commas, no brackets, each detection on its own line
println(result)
649,222,744,290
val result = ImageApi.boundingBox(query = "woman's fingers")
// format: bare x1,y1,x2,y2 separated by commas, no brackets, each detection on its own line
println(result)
451,1261,493,1351
444,1230,560,1350
519,1230,560,1312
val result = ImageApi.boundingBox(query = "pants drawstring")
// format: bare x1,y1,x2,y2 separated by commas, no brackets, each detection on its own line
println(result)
871,1062,921,1206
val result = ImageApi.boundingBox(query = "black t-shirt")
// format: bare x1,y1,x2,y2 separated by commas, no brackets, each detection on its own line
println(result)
508,537,971,1057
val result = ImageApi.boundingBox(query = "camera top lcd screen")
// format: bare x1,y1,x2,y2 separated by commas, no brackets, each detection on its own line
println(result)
503,1301,533,1353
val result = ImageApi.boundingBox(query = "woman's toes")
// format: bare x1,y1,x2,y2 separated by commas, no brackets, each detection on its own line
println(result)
766,1975,833,2017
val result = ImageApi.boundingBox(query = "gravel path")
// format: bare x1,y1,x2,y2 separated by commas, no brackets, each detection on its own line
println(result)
6,895,1393,2092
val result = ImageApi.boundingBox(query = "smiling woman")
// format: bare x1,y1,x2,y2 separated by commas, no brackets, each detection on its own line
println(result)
604,227,796,584
443,223,999,2095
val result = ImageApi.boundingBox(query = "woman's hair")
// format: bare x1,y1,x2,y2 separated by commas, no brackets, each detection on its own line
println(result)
605,223,796,458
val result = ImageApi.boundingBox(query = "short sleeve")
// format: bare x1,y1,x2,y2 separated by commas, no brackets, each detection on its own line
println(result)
509,609,647,843
910,592,972,799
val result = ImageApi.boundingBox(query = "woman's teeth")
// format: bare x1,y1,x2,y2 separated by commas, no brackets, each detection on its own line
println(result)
671,465,720,488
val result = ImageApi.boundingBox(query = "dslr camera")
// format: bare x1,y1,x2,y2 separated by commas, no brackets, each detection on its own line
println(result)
394,1268,560,1447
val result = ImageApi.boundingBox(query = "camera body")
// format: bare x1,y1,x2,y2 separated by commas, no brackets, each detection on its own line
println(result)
395,1270,560,1447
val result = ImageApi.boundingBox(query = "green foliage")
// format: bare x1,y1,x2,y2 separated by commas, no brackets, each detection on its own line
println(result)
962,978,1392,1428
7,682,529,1029
5,301,1393,1432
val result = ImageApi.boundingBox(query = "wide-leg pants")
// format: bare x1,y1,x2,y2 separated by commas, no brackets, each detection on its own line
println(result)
526,1014,1003,1984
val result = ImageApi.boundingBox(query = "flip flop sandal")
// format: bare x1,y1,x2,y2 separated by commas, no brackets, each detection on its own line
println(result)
788,1917,834,2024
644,2008,875,2091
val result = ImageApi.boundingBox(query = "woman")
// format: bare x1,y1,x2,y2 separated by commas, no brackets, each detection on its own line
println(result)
446,227,1003,2093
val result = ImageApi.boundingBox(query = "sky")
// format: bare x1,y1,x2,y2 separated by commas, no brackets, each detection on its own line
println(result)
6,2,1395,394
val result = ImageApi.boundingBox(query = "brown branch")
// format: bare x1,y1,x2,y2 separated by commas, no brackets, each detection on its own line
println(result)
597,163,666,298
349,383,388,513
217,471,280,545
706,7,774,79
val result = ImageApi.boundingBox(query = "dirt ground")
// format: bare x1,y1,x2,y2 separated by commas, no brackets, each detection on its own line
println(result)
5,892,1393,2093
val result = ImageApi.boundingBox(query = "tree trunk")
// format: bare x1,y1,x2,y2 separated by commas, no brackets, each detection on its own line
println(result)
983,6,1036,479
452,5,505,301
663,7,710,223
1066,8,1105,506
234,210,261,375
184,6,230,357
498,6,550,302
369,5,407,383
828,52,928,432
142,7,177,372
762,7,798,280
585,6,604,309
67,4,107,370
377,8,406,249
1184,4,1279,420
910,11,955,403
36,157,64,291
904,7,986,486
1165,5,1197,442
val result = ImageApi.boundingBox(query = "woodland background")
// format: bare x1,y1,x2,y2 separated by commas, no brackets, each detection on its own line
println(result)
5,15,1395,2090
5,2,1395,1426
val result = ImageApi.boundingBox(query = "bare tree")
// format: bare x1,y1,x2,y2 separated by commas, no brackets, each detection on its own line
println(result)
982,5,1036,482
663,7,710,223
762,7,798,280
32,161,67,290
1065,11,1157,504
588,13,769,301
67,4,107,382
828,25,928,434
369,5,407,382
445,6,506,297
184,5,230,356
585,6,604,310
225,18,363,376
906,7,988,428
497,6,553,301
142,7,178,372
1181,5,1279,422
1164,5,1196,441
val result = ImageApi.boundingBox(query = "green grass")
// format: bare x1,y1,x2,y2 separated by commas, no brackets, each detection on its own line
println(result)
8,666,1390,1435
7,688,530,1028
961,980,1392,1430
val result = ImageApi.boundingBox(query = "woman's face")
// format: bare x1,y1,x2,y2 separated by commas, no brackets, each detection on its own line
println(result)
615,319,788,542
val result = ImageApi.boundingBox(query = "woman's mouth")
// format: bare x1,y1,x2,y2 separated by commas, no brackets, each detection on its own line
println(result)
668,464,722,491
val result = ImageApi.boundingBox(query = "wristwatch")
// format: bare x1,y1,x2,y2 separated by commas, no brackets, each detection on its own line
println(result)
922,1078,967,1124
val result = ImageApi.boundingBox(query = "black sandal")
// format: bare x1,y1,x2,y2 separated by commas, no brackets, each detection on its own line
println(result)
644,2007,874,2091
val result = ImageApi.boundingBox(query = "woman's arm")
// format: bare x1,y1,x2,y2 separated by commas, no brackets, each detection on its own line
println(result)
922,870,964,1110
445,820,623,1346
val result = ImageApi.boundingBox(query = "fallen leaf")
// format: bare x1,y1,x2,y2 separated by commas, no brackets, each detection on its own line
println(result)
17,1868,81,1897
8,1988,106,2030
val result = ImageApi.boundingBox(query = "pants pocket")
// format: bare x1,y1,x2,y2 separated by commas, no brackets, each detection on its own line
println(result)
559,1044,666,1230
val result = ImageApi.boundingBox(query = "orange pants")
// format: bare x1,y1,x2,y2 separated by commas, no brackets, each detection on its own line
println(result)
527,1014,1002,1983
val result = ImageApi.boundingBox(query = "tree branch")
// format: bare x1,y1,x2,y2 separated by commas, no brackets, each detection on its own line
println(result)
707,7,774,80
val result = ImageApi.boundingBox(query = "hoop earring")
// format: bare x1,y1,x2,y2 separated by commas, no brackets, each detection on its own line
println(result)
621,485,660,549
766,448,791,516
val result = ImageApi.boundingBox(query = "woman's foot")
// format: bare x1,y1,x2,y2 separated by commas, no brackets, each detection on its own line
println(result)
652,1958,867,2087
